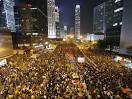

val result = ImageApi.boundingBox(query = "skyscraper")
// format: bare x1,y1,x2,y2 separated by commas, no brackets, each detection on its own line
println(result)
63,25,67,38
69,27,75,37
47,0,56,38
93,2,105,34
120,0,132,56
25,0,48,35
75,5,80,40
0,0,16,32
55,6,60,38
13,3,48,48
93,0,124,50
55,6,59,23
105,0,124,48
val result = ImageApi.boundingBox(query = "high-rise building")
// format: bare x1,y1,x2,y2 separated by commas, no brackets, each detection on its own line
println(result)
93,2,105,34
93,0,124,50
63,25,68,38
75,5,80,40
69,27,75,37
47,0,56,38
55,6,60,38
55,6,59,23
60,26,64,38
0,0,16,32
105,0,124,48
24,0,48,36
0,0,5,28
13,4,47,48
120,0,132,56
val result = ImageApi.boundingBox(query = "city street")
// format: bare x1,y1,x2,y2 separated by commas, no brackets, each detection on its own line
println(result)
0,42,132,99
0,0,132,98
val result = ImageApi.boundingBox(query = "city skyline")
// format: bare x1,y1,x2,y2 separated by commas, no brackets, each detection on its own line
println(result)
16,0,107,34
0,0,132,98
47,0,56,38
75,5,80,39
4,0,132,54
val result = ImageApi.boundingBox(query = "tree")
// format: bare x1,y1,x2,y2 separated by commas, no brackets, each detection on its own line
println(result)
97,40,107,49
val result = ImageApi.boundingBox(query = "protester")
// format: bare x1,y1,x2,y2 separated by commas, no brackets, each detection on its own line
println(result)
0,43,131,99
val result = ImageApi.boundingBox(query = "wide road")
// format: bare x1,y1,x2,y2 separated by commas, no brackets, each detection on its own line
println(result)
48,43,91,98
0,42,131,99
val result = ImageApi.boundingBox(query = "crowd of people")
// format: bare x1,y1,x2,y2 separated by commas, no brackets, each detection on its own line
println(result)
83,49,132,99
0,43,87,99
0,43,131,99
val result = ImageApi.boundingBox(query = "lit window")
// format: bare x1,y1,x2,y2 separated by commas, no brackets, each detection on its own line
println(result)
113,23,118,26
120,22,122,25
115,0,122,3
114,7,123,13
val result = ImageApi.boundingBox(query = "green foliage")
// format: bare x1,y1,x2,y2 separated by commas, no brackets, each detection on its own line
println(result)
97,40,107,49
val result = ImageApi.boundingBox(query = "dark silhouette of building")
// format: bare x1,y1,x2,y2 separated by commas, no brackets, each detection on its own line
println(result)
105,0,124,49
120,0,132,56
13,2,47,48
93,0,124,51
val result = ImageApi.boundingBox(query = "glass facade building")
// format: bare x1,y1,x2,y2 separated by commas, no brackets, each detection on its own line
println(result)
94,0,124,50
93,2,105,34
63,25,67,38
13,4,48,48
120,0,132,56
0,0,16,32
55,6,60,38
75,5,80,40
47,0,56,38
105,0,124,48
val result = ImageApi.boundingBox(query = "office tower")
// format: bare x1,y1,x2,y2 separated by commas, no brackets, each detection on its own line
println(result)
13,4,47,48
75,5,80,40
47,0,56,38
105,0,124,49
55,6,59,23
60,26,64,38
94,0,124,50
70,27,74,33
55,6,60,38
0,0,5,28
63,26,68,38
93,2,105,34
120,0,132,56
69,27,75,37
23,0,48,36
0,0,16,32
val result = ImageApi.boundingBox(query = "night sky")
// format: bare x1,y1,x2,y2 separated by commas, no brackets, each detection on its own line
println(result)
56,0,106,34
15,0,106,34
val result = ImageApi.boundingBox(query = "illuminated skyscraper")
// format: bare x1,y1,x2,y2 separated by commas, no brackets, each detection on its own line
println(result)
63,25,67,38
55,6,59,23
55,6,60,38
93,2,105,34
94,0,124,50
105,0,124,49
0,0,16,32
120,0,132,55
47,0,56,38
75,5,80,40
